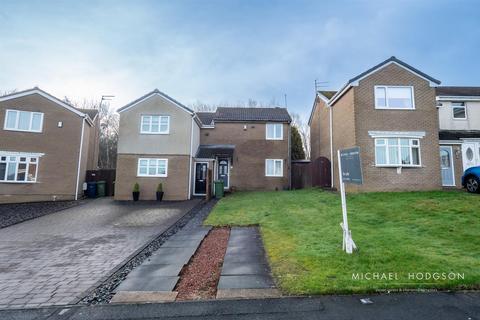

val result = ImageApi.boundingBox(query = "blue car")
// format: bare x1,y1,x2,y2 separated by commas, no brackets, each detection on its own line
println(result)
462,166,480,193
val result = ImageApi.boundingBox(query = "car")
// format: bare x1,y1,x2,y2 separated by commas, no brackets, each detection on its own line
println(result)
462,166,480,193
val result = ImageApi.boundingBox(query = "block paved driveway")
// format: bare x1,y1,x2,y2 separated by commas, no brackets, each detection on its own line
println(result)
0,197,200,309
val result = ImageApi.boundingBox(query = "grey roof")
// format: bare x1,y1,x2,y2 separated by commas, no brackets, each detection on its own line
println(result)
204,107,291,123
318,91,337,99
76,108,99,120
118,89,194,114
439,130,480,141
195,144,235,159
436,86,480,97
349,56,441,85
196,112,216,125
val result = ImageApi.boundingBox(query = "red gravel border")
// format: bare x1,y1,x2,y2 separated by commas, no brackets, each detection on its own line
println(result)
175,227,230,300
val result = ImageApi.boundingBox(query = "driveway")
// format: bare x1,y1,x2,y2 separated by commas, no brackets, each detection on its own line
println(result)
0,198,200,309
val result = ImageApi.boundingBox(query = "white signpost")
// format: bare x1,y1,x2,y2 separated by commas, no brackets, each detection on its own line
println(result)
337,147,363,254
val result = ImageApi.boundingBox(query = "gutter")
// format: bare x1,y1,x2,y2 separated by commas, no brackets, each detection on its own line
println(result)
75,117,86,201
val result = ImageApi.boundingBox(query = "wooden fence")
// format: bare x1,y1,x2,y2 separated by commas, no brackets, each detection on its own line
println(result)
291,157,331,189
85,169,116,196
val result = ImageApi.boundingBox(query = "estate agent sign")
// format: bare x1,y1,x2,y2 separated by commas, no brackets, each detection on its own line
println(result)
337,147,363,254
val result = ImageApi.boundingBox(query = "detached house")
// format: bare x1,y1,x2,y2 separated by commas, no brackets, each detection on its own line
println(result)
0,88,99,203
309,56,443,191
115,89,291,201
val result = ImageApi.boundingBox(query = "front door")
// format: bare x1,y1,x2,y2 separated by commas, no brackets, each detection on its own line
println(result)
440,146,455,186
462,142,480,171
218,158,229,189
194,162,208,195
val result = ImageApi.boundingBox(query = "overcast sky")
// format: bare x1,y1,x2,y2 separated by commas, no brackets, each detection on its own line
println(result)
1,0,479,118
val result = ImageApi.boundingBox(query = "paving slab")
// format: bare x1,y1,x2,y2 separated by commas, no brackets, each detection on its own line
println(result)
127,264,185,278
160,239,203,248
114,276,179,292
223,253,268,264
142,248,196,265
111,291,178,303
216,288,281,299
221,262,270,276
225,246,266,256
218,275,275,289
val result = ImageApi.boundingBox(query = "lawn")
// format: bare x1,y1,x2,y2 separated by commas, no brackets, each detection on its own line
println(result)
205,188,480,294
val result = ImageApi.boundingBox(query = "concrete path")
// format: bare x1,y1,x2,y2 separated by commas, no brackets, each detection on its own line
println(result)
111,203,212,303
2,292,478,320
217,227,280,299
0,198,200,309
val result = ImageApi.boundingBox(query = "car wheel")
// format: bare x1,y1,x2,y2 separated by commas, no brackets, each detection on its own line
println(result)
465,176,480,193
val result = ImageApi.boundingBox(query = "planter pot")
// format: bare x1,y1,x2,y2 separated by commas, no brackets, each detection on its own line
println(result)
132,191,140,201
156,191,164,201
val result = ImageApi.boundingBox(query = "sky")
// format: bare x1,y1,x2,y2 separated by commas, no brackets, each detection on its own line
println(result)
1,0,479,118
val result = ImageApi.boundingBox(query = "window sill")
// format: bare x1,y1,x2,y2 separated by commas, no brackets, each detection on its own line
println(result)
3,128,43,133
265,175,284,177
137,175,168,178
374,107,415,111
139,132,170,135
266,138,283,141
374,165,422,168
0,181,37,184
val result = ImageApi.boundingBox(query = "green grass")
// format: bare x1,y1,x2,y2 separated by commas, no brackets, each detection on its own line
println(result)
205,189,480,294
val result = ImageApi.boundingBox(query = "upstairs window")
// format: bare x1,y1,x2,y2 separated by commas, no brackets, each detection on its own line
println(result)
452,102,467,119
375,86,414,109
375,138,421,167
0,154,39,182
4,110,44,132
266,123,283,140
140,115,170,134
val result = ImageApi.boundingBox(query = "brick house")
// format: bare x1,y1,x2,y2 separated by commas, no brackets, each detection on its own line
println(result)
309,56,443,191
115,89,291,201
0,88,100,203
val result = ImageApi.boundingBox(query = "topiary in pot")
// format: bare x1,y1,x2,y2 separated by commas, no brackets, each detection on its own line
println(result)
156,183,164,201
132,183,140,201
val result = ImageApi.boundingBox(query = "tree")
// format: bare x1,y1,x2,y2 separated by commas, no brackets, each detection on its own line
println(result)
291,125,306,160
291,113,311,159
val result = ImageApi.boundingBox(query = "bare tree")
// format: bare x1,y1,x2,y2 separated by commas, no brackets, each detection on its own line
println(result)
189,98,282,111
1,89,17,96
291,113,311,160
65,97,119,169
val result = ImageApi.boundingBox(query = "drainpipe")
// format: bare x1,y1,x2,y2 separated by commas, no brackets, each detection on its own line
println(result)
288,123,292,189
329,105,334,188
188,117,194,200
75,117,86,201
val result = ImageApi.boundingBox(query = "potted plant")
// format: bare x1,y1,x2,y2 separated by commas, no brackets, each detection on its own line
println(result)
156,183,164,201
132,183,140,201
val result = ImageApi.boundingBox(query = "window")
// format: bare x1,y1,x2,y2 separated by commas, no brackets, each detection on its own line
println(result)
374,86,414,109
140,115,170,134
0,154,39,182
375,138,420,166
265,159,283,177
266,123,283,140
137,158,168,177
452,102,467,119
4,110,44,132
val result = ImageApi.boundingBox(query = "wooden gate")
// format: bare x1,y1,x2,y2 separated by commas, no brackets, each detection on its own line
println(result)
291,157,331,189
86,169,116,196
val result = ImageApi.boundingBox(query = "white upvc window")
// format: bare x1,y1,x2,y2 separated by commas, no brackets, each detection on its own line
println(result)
265,159,283,177
0,154,39,183
375,138,421,167
266,123,283,140
4,109,44,132
137,158,168,177
452,102,467,119
140,115,170,134
374,86,415,110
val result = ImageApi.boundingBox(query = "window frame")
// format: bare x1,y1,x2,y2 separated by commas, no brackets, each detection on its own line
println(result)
374,137,421,167
265,159,283,177
140,115,170,134
266,123,283,140
137,158,168,177
452,102,467,120
4,109,44,133
374,85,415,110
0,154,40,183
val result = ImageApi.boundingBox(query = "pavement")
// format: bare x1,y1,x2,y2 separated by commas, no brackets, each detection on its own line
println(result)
110,203,213,303
0,198,200,309
217,227,280,299
0,292,478,319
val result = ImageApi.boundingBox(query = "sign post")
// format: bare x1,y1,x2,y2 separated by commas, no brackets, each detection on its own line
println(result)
337,147,363,254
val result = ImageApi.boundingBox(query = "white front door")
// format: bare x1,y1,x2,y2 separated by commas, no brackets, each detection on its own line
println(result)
440,146,455,186
462,142,480,171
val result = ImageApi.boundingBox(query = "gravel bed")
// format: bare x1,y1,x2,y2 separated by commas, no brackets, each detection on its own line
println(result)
175,227,230,300
79,199,218,305
0,200,85,229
